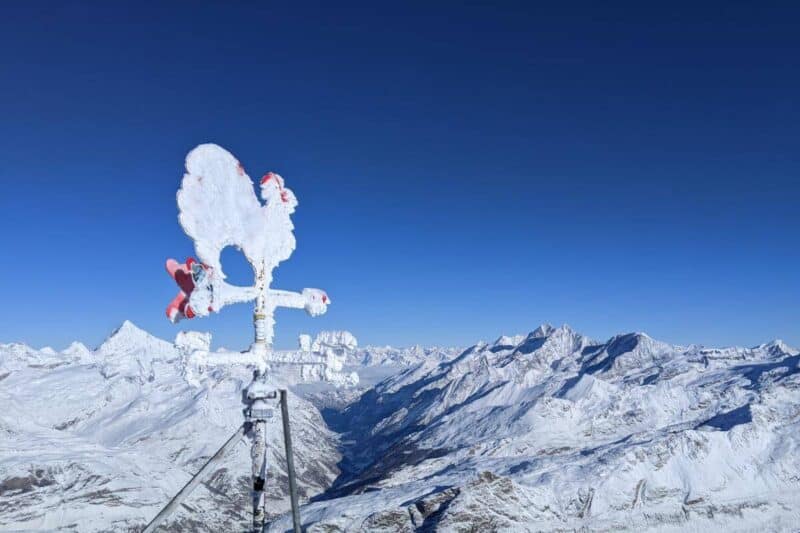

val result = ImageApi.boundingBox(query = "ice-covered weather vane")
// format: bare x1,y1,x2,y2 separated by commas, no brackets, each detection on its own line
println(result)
145,144,345,533
165,143,329,357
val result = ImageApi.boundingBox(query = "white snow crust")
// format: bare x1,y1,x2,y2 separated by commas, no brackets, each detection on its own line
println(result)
0,322,344,531
271,324,800,532
2,323,799,532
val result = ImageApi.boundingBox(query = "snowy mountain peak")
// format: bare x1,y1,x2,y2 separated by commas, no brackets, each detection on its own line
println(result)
350,344,462,366
62,341,93,359
108,319,145,338
761,339,797,355
97,320,162,352
0,342,37,361
530,323,555,338
95,322,177,382
492,334,525,348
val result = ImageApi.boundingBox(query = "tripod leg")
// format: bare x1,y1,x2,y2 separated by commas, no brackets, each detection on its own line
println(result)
280,390,302,532
143,424,247,533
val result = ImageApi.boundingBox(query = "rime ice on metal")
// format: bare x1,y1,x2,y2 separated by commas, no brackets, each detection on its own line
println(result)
168,143,329,356
156,143,345,532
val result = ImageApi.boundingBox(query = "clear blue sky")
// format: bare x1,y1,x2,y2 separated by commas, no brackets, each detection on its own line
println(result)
1,2,797,351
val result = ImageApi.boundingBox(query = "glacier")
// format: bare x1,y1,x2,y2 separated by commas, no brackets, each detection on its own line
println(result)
1,322,799,532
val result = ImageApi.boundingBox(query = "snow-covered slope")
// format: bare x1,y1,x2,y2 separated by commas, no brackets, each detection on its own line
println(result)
2,323,799,532
271,324,800,532
0,322,342,531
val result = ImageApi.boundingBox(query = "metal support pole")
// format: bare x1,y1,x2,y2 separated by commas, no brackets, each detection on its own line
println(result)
143,423,248,533
280,389,302,532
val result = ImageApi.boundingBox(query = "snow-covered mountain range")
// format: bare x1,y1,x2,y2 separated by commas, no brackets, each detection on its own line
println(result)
1,322,798,532
346,345,461,367
0,321,343,531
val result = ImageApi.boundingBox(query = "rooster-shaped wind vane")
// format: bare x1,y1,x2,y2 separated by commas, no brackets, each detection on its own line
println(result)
154,144,338,533
165,143,329,355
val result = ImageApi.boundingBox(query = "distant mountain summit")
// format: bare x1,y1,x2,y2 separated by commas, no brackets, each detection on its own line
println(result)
349,344,461,366
62,341,92,359
96,320,174,355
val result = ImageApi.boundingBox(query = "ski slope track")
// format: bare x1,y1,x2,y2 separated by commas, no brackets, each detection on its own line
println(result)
1,322,799,532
